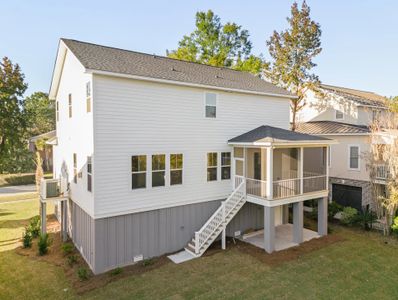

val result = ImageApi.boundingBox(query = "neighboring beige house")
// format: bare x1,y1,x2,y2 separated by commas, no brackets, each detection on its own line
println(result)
297,84,389,210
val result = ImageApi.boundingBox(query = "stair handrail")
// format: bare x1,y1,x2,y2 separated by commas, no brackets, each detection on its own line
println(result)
194,180,246,254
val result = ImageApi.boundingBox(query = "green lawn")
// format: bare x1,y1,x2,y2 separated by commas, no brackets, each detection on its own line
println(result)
1,196,398,299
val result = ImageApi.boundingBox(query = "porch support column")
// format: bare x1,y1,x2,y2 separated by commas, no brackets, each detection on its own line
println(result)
266,147,273,199
318,197,328,236
282,204,289,224
264,206,275,253
299,147,304,194
61,201,67,242
40,201,47,235
293,201,303,244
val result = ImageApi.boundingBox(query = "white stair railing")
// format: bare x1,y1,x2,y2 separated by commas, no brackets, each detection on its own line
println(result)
192,181,246,255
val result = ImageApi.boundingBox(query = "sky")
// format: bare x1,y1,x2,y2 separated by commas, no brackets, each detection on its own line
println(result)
1,0,397,97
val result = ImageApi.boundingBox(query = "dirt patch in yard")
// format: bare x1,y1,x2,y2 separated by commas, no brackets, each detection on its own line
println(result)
233,233,345,267
16,219,170,295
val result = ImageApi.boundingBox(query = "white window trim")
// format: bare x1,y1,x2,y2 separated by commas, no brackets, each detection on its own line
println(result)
204,92,217,119
335,109,344,121
87,156,92,192
348,144,360,171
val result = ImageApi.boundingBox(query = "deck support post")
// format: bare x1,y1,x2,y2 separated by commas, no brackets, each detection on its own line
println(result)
40,201,47,235
221,229,226,250
293,202,303,244
264,206,275,253
282,204,289,224
318,197,328,236
61,200,68,242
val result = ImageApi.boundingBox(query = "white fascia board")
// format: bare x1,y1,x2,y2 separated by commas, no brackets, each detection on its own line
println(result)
86,69,297,100
49,41,68,100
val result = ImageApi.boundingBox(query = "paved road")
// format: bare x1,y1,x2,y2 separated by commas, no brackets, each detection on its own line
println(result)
0,184,36,195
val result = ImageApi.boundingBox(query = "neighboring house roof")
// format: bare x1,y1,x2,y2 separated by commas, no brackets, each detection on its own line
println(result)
296,121,370,135
59,39,293,98
29,130,56,143
228,125,332,145
320,84,387,108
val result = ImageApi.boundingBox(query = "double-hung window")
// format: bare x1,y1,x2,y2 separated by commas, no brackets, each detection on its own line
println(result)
86,82,91,113
132,155,146,189
205,93,217,118
170,154,183,185
68,94,72,118
73,153,77,183
152,154,165,187
207,152,218,181
221,152,231,180
349,146,360,170
335,110,343,120
87,156,92,192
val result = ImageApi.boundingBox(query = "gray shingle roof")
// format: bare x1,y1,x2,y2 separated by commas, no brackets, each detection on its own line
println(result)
228,125,330,144
296,121,370,135
61,39,293,97
321,84,387,108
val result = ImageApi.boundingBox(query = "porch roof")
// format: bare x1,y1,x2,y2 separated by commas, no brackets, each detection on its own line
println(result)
228,125,335,146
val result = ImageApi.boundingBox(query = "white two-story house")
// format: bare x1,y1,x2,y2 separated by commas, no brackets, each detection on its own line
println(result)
40,39,334,274
297,84,389,211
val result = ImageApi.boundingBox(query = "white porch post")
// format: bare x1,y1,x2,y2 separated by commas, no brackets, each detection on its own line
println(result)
266,147,273,199
300,147,304,194
318,197,328,236
40,201,47,235
221,201,226,250
61,201,67,242
293,202,304,244
326,146,330,190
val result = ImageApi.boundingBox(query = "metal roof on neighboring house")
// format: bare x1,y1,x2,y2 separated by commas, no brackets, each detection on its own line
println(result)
296,121,370,135
61,39,294,98
320,84,387,108
228,125,331,144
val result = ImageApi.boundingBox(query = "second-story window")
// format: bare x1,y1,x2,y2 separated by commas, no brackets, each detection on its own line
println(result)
207,152,218,181
170,154,183,185
68,94,72,118
73,153,77,183
335,110,343,120
349,146,360,170
132,155,146,189
56,101,59,122
221,152,231,180
87,156,92,192
152,154,165,187
205,93,217,118
86,82,91,113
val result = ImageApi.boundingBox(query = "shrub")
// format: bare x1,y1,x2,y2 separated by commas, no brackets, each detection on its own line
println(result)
358,207,376,231
340,207,358,225
328,201,343,221
391,216,398,235
37,233,52,256
62,243,74,256
28,215,41,238
110,267,122,276
142,259,154,267
67,255,78,267
77,267,89,281
22,230,32,248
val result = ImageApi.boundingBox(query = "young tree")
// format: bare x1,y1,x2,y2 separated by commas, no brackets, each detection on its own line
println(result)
265,1,322,130
0,57,30,173
24,92,55,137
167,10,265,75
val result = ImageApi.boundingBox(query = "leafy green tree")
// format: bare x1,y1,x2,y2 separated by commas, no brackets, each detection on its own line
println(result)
24,92,55,137
389,96,398,113
0,57,33,173
167,10,265,75
265,1,322,130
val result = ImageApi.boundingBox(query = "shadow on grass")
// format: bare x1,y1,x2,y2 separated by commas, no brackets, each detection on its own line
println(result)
0,210,14,217
0,217,31,229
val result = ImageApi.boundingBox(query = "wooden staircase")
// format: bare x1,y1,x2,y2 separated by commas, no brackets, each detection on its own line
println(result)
185,181,246,257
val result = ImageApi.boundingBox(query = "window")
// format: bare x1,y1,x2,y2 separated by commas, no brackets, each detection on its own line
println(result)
372,110,380,123
87,156,92,192
170,154,183,185
205,93,217,118
68,94,72,118
73,153,77,183
349,146,360,170
56,101,59,122
221,152,231,180
335,110,343,120
152,154,165,187
86,82,91,113
207,152,218,181
132,155,146,189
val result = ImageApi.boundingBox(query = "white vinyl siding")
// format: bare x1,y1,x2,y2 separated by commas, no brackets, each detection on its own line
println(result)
92,75,290,218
